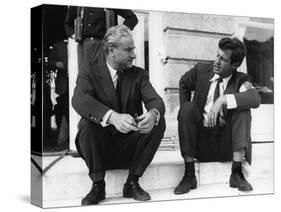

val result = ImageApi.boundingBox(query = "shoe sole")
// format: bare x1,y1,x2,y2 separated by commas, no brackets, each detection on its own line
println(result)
81,195,105,205
123,192,131,198
229,182,253,192
174,184,197,195
123,192,151,201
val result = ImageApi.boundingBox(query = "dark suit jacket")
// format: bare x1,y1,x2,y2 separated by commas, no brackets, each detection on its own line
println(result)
179,62,261,163
72,63,165,125
179,62,261,115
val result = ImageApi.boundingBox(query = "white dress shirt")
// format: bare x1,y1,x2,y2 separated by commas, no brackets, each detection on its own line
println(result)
203,73,249,127
100,63,160,127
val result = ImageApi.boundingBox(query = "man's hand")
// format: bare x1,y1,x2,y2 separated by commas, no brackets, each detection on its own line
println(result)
207,95,226,127
108,111,138,133
136,111,157,133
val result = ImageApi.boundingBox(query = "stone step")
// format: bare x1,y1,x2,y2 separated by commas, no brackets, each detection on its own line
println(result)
38,177,274,208
31,143,273,208
102,177,274,205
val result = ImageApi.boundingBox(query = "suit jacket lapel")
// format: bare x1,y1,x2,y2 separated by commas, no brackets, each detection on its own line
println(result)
201,64,215,106
120,69,134,112
95,63,119,109
224,70,237,94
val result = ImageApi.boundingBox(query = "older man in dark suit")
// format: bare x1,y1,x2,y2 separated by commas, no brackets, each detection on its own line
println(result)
72,25,165,205
174,37,260,195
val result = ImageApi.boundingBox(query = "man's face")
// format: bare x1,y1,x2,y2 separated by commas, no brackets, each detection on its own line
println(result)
111,36,136,70
213,48,237,78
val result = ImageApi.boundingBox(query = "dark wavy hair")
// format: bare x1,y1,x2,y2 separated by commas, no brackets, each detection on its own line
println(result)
218,37,246,67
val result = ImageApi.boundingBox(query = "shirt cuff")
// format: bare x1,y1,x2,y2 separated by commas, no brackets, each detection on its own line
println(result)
225,94,237,109
149,109,160,126
100,110,113,127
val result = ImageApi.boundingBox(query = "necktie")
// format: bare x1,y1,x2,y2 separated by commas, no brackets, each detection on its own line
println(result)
213,77,223,102
213,77,223,127
115,70,123,112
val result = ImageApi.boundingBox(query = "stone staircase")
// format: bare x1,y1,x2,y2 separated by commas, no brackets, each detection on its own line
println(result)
31,142,274,208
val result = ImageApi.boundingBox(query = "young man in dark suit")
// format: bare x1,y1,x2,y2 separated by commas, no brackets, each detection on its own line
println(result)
72,25,165,205
174,37,260,194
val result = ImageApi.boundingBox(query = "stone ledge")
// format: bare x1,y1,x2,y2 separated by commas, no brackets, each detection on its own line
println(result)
40,177,273,208
31,143,273,208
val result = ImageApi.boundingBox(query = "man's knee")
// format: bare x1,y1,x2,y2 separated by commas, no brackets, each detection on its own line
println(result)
156,117,166,135
77,118,105,144
141,117,166,146
78,118,100,132
178,102,199,121
146,117,166,143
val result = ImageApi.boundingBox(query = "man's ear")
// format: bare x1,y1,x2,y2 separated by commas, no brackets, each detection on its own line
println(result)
108,45,115,55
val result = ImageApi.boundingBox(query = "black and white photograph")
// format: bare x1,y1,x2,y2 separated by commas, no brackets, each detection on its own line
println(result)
30,2,274,208
1,0,279,211
29,2,275,209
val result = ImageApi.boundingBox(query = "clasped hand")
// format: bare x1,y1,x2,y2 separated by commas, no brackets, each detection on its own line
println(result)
136,111,157,133
108,111,156,134
207,96,226,128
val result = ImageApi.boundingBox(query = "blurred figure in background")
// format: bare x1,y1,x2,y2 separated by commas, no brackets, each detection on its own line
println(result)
64,6,138,73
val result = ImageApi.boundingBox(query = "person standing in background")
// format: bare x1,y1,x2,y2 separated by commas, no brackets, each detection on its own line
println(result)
64,6,138,73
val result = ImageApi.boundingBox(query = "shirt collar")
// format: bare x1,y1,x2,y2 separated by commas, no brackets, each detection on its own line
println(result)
106,62,117,79
210,74,232,86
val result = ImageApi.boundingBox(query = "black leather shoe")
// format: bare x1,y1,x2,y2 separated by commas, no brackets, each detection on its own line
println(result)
81,182,106,205
123,181,151,201
174,174,197,195
229,172,253,191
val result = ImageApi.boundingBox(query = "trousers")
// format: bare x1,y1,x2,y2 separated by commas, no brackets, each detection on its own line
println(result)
77,38,105,73
75,117,166,182
177,102,252,163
